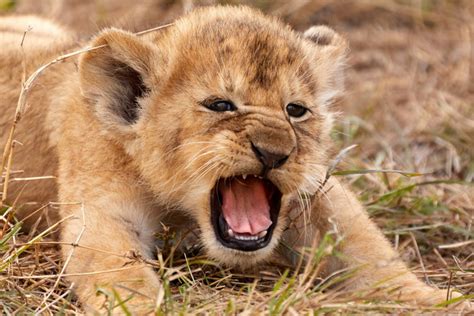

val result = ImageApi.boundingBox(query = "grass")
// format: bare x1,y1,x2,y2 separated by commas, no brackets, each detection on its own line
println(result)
1,0,473,314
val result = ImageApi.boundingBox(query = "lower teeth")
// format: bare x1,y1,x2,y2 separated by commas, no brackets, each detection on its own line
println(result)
235,235,258,241
227,229,267,241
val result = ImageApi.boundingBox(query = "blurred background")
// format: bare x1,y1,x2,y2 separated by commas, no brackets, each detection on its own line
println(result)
1,0,473,309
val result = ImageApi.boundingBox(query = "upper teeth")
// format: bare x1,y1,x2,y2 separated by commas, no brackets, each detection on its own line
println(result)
241,174,264,180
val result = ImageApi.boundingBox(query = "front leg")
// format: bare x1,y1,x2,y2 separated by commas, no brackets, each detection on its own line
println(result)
322,179,451,305
285,178,461,307
59,182,161,313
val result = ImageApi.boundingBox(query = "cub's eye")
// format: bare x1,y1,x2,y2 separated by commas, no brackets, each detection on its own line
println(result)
206,100,236,112
286,103,308,118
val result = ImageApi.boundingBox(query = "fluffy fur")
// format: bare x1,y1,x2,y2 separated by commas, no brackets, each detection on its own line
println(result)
0,6,466,312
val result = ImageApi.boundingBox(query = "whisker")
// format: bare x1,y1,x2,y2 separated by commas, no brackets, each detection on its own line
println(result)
160,141,216,159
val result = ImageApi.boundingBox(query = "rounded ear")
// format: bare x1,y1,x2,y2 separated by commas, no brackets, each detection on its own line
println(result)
79,28,156,134
304,25,346,47
303,26,348,107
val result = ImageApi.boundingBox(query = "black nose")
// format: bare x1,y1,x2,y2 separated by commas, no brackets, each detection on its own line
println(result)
251,143,289,169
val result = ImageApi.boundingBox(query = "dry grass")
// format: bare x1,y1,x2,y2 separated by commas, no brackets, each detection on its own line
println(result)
1,0,473,314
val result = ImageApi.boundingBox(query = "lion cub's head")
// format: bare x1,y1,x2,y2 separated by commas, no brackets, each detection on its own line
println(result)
79,6,347,267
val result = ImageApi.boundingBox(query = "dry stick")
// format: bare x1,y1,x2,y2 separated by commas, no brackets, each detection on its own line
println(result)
0,22,174,208
36,283,75,315
438,240,474,249
134,22,174,36
9,176,56,182
1,140,17,205
13,241,127,258
1,170,24,177
5,265,146,280
36,203,87,312
315,144,358,196
433,248,449,269
20,201,79,225
1,28,29,207
409,232,429,284
0,206,15,239
446,271,453,301
319,303,425,311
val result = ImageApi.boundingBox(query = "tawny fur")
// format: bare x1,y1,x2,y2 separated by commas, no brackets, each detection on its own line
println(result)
0,6,466,312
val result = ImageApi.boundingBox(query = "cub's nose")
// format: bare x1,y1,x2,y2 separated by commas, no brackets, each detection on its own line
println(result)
251,143,289,169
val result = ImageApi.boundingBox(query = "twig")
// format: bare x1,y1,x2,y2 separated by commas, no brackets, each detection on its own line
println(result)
316,144,358,195
6,265,150,279
446,271,453,301
12,241,126,258
9,176,56,182
438,240,474,249
35,203,87,312
1,140,19,205
36,283,74,314
409,232,429,284
432,248,449,268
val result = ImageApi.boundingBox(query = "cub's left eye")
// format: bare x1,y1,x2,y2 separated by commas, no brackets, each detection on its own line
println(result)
286,103,308,118
206,100,236,112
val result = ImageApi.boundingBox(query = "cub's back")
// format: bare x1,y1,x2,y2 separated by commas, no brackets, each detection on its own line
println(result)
0,16,71,67
0,16,74,227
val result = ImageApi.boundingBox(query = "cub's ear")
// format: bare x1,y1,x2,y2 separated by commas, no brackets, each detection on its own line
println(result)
79,29,156,134
303,26,348,107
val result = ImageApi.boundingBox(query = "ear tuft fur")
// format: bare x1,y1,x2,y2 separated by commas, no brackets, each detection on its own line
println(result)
102,59,149,124
303,25,344,47
303,25,348,107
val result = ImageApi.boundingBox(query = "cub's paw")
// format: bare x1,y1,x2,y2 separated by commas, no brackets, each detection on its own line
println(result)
440,290,473,312
85,284,162,314
76,266,162,314
409,287,472,311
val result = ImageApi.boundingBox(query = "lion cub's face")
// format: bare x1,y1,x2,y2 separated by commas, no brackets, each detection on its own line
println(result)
79,7,347,267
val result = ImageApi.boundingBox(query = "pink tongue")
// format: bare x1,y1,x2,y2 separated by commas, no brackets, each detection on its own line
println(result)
221,177,272,235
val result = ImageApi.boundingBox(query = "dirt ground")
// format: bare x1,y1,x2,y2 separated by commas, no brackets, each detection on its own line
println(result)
1,0,473,314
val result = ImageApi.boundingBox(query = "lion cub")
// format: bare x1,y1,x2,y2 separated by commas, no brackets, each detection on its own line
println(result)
0,6,465,312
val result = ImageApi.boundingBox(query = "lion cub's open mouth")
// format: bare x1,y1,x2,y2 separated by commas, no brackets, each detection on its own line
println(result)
210,175,282,251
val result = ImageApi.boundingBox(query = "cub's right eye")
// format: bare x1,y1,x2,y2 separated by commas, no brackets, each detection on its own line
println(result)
205,100,236,112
